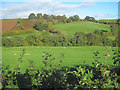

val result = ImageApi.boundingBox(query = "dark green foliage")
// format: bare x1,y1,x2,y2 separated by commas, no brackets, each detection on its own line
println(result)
11,37,24,47
2,30,115,47
43,14,50,20
33,21,48,31
2,36,25,47
66,17,72,23
85,16,96,22
28,13,36,19
17,18,23,24
56,15,67,23
102,37,113,46
94,30,104,36
16,18,24,30
21,26,24,30
25,34,44,46
71,15,80,21
71,32,88,46
86,33,102,46
2,38,12,47
37,13,42,19
110,25,118,36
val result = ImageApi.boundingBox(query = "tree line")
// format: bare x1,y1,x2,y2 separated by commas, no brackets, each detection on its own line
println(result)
28,13,96,23
2,29,118,47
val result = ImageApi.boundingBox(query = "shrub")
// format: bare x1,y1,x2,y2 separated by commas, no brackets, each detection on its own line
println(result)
2,37,12,47
33,21,48,31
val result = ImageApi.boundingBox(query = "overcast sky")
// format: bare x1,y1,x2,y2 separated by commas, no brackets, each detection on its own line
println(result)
0,0,119,20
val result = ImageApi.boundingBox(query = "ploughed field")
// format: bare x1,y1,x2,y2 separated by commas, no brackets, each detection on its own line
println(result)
2,46,117,73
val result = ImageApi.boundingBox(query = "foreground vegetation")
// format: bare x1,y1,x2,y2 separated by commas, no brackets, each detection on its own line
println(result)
2,47,120,88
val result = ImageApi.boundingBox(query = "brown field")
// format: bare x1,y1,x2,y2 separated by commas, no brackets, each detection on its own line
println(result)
1,19,34,33
2,19,18,32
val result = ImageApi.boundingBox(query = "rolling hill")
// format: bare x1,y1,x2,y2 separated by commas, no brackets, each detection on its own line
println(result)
53,21,111,36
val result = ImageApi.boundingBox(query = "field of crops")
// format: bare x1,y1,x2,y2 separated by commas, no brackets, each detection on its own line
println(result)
2,46,117,73
53,21,111,36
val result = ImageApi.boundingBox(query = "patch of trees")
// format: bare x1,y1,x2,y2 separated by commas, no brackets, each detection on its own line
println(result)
2,30,116,47
33,21,48,31
110,25,118,36
28,13,36,19
84,16,96,22
28,13,80,24
97,21,120,25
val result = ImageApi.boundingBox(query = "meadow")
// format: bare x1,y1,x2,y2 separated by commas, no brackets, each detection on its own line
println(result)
97,19,118,22
53,21,111,36
2,46,117,73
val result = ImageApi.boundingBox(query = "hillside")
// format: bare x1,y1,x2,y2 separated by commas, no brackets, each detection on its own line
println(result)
2,19,34,32
2,19,18,32
53,21,111,36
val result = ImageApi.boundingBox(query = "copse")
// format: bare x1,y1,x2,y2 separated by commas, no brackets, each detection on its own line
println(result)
37,13,42,19
28,13,36,19
84,16,96,22
28,13,81,24
71,15,80,21
33,21,48,31
43,14,50,20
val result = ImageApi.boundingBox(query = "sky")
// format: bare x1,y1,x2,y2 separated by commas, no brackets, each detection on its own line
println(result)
0,0,119,20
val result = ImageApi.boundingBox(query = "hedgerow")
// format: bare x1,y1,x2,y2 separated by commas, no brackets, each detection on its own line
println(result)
1,47,120,89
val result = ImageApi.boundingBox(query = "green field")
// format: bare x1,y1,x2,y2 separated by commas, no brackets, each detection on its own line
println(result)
2,46,117,73
98,19,118,22
53,21,111,36
109,35,116,40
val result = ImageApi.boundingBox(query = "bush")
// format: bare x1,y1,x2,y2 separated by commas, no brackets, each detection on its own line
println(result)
70,32,88,46
33,21,48,31
86,33,102,46
25,34,44,46
2,37,12,47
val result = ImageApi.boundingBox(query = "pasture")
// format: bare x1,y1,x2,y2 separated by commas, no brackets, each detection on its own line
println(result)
98,19,118,22
53,21,111,36
2,46,117,73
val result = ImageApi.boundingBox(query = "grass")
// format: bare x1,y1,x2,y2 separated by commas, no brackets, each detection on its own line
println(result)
109,35,116,40
53,21,111,36
2,46,117,73
2,30,41,38
98,19,118,22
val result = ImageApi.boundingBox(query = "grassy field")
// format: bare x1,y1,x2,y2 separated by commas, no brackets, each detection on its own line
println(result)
98,19,118,22
53,21,111,36
2,30,40,37
2,46,117,73
109,35,116,40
